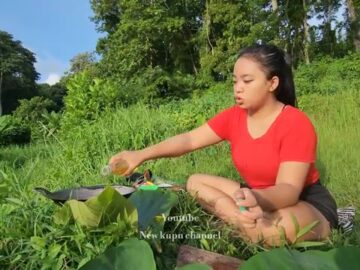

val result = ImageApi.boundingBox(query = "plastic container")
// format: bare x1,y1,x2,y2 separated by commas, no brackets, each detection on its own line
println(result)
101,159,129,176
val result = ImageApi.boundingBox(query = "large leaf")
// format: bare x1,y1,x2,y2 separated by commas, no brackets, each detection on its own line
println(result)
79,238,156,270
240,247,360,270
129,190,178,231
54,186,138,228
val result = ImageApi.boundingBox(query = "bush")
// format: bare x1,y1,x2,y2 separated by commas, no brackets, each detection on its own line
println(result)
61,71,119,130
0,115,31,146
12,96,57,141
295,53,360,96
13,96,56,122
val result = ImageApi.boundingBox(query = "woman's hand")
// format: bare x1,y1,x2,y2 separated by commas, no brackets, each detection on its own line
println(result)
233,188,263,229
109,150,144,176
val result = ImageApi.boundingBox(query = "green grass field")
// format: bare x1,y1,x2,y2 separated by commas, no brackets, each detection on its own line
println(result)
1,89,359,269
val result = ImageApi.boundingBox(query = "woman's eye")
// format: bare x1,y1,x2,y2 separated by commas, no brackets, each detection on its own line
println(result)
244,80,253,84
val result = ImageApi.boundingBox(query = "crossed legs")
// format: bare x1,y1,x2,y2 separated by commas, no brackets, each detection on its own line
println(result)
186,174,331,246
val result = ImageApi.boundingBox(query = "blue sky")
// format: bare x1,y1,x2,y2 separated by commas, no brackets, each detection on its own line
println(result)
0,0,101,85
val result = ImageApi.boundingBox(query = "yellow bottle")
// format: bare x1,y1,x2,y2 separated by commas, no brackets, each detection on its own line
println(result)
101,159,129,176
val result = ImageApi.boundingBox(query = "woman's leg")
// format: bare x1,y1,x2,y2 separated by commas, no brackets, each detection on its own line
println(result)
186,174,331,246
186,174,244,226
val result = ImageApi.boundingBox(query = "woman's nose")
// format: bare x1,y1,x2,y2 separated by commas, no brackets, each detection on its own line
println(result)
234,82,243,93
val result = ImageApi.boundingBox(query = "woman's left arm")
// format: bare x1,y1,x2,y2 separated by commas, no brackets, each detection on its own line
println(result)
251,161,310,212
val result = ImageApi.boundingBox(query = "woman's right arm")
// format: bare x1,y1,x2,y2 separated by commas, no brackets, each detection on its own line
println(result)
109,123,222,175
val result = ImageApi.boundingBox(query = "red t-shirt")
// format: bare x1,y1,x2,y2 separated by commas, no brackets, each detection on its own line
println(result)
207,105,319,189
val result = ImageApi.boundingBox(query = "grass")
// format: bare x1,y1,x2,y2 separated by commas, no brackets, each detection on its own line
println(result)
0,89,359,269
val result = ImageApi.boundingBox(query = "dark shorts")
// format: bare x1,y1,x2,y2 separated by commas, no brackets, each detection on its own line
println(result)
300,180,338,229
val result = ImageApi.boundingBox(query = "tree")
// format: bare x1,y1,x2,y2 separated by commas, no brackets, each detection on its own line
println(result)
37,82,67,112
272,0,279,11
93,0,205,103
303,0,310,64
91,0,122,34
198,0,273,85
276,0,310,66
60,51,98,89
0,30,39,115
347,0,360,51
308,0,343,57
13,96,56,123
68,52,96,74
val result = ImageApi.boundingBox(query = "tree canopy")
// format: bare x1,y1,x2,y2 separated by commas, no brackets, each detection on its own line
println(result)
1,1,359,117
88,0,358,106
0,30,39,115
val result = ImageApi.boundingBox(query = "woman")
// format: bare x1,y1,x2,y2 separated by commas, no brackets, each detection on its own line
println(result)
109,44,338,245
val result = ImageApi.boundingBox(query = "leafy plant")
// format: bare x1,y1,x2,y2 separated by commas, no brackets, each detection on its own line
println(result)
80,238,212,270
12,96,58,140
290,214,325,249
53,186,138,229
0,115,30,146
53,187,178,231
240,246,360,270
79,238,156,270
129,189,178,231
53,189,179,269
13,96,56,123
61,71,118,130
295,53,360,96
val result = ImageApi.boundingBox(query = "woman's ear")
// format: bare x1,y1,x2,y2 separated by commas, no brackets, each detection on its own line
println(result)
269,76,279,92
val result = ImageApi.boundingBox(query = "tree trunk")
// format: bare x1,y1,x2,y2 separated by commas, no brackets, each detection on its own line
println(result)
284,0,291,56
0,71,3,116
303,0,310,64
177,245,243,270
347,0,360,51
272,0,278,12
205,0,214,55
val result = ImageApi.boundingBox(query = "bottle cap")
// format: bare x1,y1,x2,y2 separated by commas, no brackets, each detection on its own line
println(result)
239,206,247,212
101,165,112,176
139,185,158,191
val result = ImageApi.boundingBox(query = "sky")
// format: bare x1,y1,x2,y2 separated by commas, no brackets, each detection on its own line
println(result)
0,0,102,85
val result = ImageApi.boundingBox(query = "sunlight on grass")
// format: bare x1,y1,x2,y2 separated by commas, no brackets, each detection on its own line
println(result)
1,89,359,269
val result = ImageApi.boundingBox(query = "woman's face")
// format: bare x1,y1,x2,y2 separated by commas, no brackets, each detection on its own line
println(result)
233,56,278,110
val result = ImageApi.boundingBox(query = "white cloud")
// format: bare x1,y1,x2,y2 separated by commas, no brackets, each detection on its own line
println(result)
34,52,68,84
45,73,61,85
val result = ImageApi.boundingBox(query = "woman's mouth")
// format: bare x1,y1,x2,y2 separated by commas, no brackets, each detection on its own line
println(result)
234,96,244,105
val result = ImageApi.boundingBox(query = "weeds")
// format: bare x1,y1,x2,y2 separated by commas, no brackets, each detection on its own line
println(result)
0,89,359,269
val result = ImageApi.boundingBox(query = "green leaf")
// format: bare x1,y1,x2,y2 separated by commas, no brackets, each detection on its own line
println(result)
129,190,178,231
79,238,156,270
296,220,320,240
53,201,72,225
177,263,213,270
292,241,326,249
290,213,300,235
30,236,46,251
47,243,62,260
239,247,360,270
200,238,210,250
67,200,101,227
53,186,138,228
6,197,23,206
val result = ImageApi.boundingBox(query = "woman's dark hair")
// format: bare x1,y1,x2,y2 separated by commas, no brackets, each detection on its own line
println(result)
237,44,297,107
